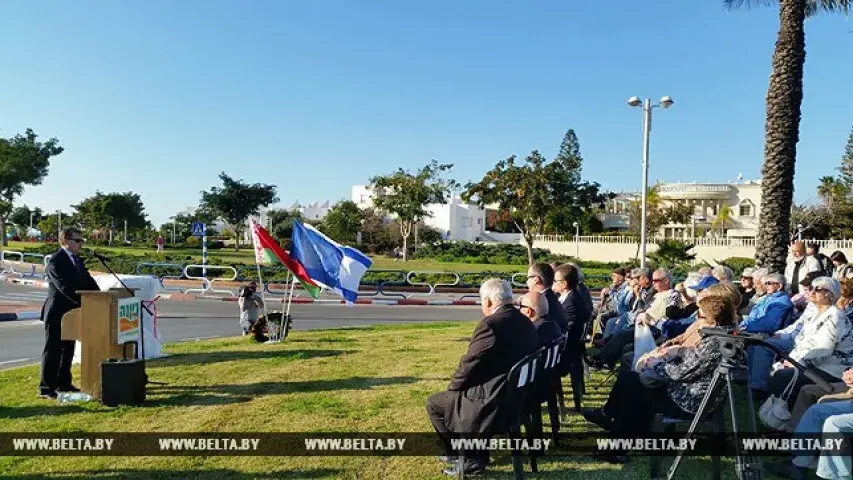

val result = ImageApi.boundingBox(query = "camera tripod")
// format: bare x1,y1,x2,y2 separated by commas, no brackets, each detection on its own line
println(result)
666,355,762,480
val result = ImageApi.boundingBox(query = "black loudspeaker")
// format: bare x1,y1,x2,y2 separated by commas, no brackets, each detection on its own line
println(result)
101,358,146,407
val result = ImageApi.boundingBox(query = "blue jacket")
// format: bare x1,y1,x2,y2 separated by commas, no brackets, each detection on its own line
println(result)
740,292,794,334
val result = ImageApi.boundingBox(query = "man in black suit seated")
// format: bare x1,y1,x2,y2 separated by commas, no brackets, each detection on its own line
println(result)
38,227,100,399
518,291,561,349
426,278,540,476
527,262,568,333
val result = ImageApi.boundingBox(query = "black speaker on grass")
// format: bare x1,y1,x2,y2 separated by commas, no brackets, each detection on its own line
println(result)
101,358,146,406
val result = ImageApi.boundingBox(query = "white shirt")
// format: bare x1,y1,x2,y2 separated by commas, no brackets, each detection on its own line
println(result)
559,292,569,304
62,247,77,266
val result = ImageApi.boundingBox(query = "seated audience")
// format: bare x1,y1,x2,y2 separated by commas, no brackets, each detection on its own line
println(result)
527,263,568,333
518,291,561,350
786,241,821,295
582,293,738,463
738,267,757,314
785,278,853,425
740,273,794,334
712,265,735,284
553,264,590,370
767,277,853,412
658,273,704,339
831,251,853,281
595,267,629,336
426,279,539,476
600,268,653,343
765,366,853,480
591,268,678,370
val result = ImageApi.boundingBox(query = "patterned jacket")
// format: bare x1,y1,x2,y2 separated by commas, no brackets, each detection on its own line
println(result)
790,305,853,379
653,336,729,414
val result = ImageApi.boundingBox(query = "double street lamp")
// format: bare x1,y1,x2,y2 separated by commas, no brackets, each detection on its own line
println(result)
628,95,674,269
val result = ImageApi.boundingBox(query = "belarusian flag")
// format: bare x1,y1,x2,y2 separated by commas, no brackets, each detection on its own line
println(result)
250,220,321,298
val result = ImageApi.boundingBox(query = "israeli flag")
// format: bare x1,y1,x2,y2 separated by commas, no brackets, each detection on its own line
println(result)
290,221,372,304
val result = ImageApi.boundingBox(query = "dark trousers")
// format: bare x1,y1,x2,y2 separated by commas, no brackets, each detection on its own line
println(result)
425,391,488,459
768,367,841,411
39,317,75,394
602,370,690,436
594,328,635,366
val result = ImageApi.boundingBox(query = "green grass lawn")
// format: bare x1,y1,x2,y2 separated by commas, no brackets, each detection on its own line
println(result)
0,322,745,479
2,241,612,280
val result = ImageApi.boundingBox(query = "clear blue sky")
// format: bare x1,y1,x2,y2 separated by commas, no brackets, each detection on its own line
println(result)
1,0,851,227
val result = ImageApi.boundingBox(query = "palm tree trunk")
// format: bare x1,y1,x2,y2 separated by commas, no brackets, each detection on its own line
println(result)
755,0,806,274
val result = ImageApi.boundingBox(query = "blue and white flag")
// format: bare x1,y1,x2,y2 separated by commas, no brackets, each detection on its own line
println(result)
290,220,372,305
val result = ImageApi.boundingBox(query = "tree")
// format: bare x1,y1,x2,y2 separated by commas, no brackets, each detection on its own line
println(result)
199,172,278,250
627,185,693,239
322,201,364,245
369,160,457,261
72,191,150,245
545,129,607,235
10,205,43,230
37,211,78,242
817,175,848,211
712,205,734,237
838,126,853,187
267,209,303,248
725,0,851,273
163,209,218,240
463,152,554,264
648,239,697,268
0,129,64,246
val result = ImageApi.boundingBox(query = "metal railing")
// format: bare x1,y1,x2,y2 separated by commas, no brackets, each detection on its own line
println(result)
136,262,186,292
405,271,461,296
183,265,238,296
0,250,42,278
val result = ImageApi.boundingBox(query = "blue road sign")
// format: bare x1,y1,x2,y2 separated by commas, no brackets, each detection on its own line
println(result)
192,222,206,237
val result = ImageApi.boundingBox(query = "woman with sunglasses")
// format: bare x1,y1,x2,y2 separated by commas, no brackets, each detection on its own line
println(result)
767,277,853,414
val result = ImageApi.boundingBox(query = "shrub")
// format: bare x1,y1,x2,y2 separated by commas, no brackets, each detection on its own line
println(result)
718,257,756,277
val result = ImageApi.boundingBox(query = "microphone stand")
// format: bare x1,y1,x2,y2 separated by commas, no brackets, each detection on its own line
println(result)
87,250,166,386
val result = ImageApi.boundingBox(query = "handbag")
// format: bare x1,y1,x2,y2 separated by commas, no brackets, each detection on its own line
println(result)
759,368,800,431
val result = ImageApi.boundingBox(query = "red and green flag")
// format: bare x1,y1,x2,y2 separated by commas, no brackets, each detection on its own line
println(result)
250,220,321,298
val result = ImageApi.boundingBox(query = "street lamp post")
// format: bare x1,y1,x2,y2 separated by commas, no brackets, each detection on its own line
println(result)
572,221,580,259
628,96,674,269
797,223,803,241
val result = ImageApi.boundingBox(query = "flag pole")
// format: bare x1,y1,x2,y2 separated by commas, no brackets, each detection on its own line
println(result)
283,277,296,339
249,220,275,342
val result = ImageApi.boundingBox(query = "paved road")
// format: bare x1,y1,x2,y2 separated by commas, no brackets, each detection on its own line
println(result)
0,283,481,369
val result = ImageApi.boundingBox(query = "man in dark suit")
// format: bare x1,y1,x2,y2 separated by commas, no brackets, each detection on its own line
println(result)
426,278,539,476
38,227,100,399
527,262,568,333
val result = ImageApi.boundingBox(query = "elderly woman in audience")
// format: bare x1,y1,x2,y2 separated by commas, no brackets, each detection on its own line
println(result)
712,265,735,284
740,272,794,334
582,292,738,463
739,267,757,314
766,277,853,413
784,278,853,426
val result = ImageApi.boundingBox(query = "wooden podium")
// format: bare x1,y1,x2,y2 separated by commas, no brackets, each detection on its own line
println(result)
61,289,137,400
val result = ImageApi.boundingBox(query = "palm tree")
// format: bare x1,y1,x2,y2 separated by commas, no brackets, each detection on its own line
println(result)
817,175,848,210
724,0,851,273
712,205,734,238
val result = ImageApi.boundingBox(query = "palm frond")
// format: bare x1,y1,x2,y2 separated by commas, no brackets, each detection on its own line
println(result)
724,0,851,15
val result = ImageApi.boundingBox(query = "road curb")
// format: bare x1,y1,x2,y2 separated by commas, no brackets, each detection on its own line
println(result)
2,276,482,307
0,311,40,322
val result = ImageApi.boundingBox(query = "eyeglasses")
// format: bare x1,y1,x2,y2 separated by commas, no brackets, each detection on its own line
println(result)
652,278,664,283
554,278,566,283
526,275,540,280
515,303,534,311
812,287,830,294
764,281,779,286
68,238,85,244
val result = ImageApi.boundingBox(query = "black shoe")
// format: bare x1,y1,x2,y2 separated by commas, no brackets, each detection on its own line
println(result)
443,457,488,476
582,408,612,431
58,385,81,393
437,455,457,464
37,391,58,400
763,460,807,480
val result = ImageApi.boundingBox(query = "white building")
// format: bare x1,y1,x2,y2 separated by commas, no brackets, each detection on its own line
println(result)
352,186,498,242
601,178,763,239
289,201,332,222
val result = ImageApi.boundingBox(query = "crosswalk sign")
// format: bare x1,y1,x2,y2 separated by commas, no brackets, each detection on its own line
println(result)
192,222,206,237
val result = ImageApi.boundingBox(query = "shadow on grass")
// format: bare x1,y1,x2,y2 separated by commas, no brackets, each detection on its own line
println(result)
3,468,344,479
149,349,351,368
0,405,88,420
145,376,421,407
